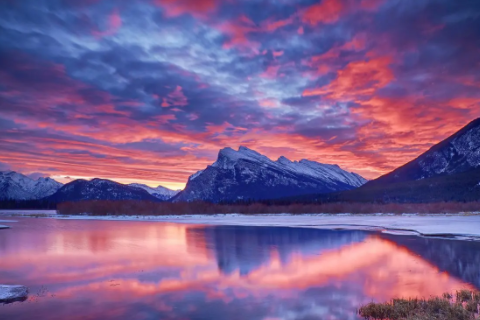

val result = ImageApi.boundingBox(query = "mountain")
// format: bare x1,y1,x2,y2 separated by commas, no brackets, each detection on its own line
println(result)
369,118,480,186
128,183,180,201
46,178,160,202
325,118,480,202
173,146,367,202
0,171,63,200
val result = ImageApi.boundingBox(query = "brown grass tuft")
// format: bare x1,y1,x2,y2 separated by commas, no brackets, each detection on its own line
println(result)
359,291,480,320
56,200,480,216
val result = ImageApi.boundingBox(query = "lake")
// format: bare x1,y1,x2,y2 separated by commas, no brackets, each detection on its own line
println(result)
1,217,479,320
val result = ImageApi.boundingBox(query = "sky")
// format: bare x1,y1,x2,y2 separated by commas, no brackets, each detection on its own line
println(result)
0,0,479,190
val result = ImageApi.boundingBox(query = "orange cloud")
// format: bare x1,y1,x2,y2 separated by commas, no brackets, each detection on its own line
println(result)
303,55,394,100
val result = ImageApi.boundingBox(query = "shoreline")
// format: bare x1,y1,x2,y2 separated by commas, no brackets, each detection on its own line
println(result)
55,213,480,241
2,210,479,241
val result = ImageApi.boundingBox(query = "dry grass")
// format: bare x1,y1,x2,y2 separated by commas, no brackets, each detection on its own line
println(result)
359,290,480,320
56,200,480,216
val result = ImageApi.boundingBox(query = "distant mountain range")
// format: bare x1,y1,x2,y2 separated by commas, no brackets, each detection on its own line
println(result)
0,173,179,202
173,146,367,202
321,118,480,202
128,183,180,201
45,179,161,202
0,147,367,203
1,118,479,203
0,171,63,200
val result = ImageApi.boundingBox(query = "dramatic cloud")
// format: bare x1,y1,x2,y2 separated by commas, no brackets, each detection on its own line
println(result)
0,0,479,188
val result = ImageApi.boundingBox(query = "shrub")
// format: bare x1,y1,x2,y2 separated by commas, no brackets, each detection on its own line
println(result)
359,291,480,320
56,200,480,216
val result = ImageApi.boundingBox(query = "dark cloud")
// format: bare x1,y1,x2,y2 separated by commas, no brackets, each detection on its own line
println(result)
0,0,479,187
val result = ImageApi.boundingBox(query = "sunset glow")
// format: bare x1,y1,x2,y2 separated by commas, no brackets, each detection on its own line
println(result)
0,0,479,188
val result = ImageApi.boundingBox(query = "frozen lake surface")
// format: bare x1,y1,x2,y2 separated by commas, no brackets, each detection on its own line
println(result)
0,217,479,320
2,210,479,240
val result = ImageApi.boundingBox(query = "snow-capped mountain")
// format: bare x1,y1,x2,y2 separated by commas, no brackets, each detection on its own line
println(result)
128,183,180,201
328,118,480,202
368,118,480,186
173,146,367,202
0,171,63,200
46,178,160,202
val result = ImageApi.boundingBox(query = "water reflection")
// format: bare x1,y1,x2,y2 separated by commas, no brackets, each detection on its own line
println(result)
0,218,478,320
380,233,480,289
187,226,367,275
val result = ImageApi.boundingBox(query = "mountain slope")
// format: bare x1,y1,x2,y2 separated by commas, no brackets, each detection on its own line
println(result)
174,146,367,202
327,118,480,202
128,183,180,201
0,171,63,200
46,178,160,202
369,118,480,187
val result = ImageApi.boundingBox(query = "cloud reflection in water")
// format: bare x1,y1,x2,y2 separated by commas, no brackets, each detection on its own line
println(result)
0,218,477,320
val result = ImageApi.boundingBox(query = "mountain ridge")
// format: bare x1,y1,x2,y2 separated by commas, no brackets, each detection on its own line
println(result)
367,118,480,187
46,178,161,202
320,118,480,202
0,171,63,200
174,146,367,202
128,183,180,201
2,119,478,204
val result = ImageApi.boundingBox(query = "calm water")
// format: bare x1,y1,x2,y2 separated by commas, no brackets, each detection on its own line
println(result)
1,218,479,320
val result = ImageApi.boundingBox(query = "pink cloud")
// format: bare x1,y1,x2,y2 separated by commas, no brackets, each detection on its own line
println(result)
259,99,279,109
163,86,188,107
92,8,122,38
300,0,385,26
273,51,284,57
218,15,296,53
259,65,281,79
154,0,219,18
262,16,295,32
301,0,344,25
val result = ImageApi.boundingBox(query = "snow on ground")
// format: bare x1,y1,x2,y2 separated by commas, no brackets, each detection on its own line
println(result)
53,213,480,241
0,285,28,302
1,209,479,240
0,210,57,215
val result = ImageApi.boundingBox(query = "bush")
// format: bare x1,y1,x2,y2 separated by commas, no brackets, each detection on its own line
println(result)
56,200,480,216
359,291,480,320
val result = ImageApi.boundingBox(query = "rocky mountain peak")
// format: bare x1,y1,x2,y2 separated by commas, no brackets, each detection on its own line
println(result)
0,171,63,200
174,146,367,202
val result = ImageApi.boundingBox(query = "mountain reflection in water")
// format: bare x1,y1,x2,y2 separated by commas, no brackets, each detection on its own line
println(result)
0,218,478,320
